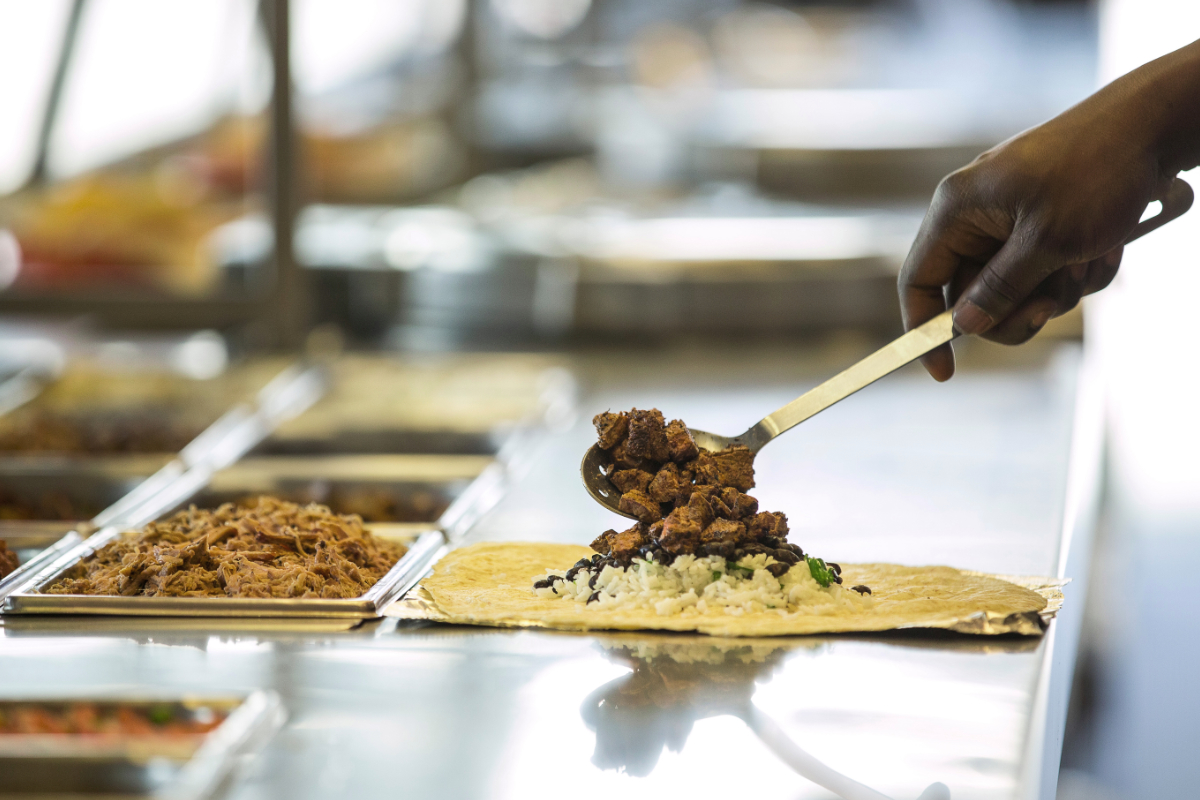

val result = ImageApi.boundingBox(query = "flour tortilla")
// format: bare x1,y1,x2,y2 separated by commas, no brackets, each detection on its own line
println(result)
402,542,1057,637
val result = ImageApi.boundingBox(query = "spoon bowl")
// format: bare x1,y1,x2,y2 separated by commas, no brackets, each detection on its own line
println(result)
581,427,743,520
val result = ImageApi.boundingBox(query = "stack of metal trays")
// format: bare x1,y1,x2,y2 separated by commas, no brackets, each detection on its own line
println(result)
262,353,575,455
0,691,282,800
0,361,328,604
1,353,573,621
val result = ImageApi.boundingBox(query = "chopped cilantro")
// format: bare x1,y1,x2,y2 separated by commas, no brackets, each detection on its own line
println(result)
712,571,722,582
807,556,836,588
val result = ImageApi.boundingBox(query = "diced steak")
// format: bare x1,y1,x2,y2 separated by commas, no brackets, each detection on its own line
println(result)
748,511,789,541
700,519,748,546
593,411,629,450
590,529,618,555
611,441,652,472
618,490,663,523
625,408,670,462
665,419,699,463
610,524,650,561
647,463,686,503
659,507,703,554
611,469,654,494
711,446,755,491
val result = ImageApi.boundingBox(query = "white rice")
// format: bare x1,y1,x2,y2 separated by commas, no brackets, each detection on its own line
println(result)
532,553,872,617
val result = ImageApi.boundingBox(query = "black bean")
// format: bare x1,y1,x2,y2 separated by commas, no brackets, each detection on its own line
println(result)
773,549,798,565
548,574,564,583
565,567,582,581
827,562,841,576
533,579,552,589
766,563,790,578
588,572,600,589
587,591,601,604
850,585,871,595
591,554,603,564
574,558,591,569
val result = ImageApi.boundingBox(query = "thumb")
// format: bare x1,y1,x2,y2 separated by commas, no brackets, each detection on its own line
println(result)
952,231,1059,335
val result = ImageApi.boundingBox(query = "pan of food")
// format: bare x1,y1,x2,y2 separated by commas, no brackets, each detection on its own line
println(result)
3,492,445,619
0,691,282,800
258,354,575,456
0,457,159,536
194,454,493,524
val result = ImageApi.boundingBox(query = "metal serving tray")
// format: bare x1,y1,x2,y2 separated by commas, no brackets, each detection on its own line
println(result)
0,457,156,536
0,691,283,800
3,521,446,620
193,454,493,523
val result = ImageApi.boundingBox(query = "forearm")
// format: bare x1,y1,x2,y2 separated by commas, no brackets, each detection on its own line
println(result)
1115,38,1200,175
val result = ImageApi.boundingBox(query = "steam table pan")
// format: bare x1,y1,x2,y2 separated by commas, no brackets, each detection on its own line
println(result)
2,522,445,620
0,691,282,800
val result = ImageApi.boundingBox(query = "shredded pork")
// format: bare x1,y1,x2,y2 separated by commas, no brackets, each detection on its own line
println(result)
44,497,407,599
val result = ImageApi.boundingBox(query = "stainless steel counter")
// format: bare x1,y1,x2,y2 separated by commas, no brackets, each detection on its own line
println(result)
0,341,1099,800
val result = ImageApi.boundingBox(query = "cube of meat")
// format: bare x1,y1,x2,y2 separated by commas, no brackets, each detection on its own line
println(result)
647,463,687,503
618,490,663,523
677,484,717,509
611,441,652,472
593,411,629,450
748,511,789,542
684,492,714,529
709,494,734,519
711,446,755,491
659,507,702,555
700,519,748,546
611,469,654,494
720,487,759,519
590,529,618,555
688,452,719,486
610,524,650,562
625,408,670,462
665,419,699,463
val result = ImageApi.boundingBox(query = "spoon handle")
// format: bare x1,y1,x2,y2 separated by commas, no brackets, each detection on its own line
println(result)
740,176,1194,451
741,311,956,450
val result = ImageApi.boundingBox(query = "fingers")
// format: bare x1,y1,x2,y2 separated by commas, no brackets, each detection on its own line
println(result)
976,246,1122,345
1083,246,1122,295
952,229,1060,335
982,294,1059,345
898,199,966,381
919,344,956,383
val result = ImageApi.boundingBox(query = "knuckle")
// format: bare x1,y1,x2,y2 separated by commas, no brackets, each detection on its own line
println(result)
976,268,1026,307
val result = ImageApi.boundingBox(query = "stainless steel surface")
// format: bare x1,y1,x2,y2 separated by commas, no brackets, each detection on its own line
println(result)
0,691,282,800
95,363,328,531
4,524,440,620
583,311,957,518
0,342,1098,799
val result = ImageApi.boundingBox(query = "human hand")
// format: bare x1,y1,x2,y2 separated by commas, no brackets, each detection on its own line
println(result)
898,43,1200,381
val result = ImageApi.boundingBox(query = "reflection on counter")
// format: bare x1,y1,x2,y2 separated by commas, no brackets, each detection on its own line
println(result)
584,636,949,800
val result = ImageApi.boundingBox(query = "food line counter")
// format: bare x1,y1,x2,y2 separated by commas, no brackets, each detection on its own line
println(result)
0,341,1096,799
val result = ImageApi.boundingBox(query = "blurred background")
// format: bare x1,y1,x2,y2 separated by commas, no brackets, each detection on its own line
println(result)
0,1,1195,797
0,0,1099,348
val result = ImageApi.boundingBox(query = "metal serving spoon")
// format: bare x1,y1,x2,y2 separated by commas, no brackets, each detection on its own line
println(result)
582,178,1194,519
